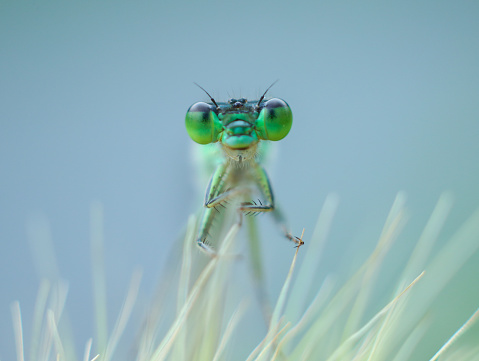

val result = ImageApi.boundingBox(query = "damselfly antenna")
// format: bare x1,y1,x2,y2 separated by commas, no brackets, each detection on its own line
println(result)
256,80,279,107
194,82,219,108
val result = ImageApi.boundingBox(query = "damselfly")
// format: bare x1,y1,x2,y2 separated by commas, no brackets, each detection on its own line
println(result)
185,83,303,256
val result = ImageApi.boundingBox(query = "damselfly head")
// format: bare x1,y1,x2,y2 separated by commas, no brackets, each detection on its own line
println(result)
185,81,292,147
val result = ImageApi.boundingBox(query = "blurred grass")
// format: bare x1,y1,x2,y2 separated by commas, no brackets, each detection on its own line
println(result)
11,193,479,361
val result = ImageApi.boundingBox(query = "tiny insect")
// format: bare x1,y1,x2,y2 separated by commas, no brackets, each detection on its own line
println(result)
185,82,303,256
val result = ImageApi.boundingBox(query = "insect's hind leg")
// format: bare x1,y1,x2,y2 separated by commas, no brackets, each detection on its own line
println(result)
245,163,304,247
272,205,304,247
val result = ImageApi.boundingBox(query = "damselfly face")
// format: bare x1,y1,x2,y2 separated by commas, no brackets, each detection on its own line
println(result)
185,96,292,161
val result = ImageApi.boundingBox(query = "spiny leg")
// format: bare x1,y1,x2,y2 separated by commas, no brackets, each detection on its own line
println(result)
196,206,221,256
238,164,274,215
196,162,248,255
241,164,304,246
272,205,305,247
196,163,230,255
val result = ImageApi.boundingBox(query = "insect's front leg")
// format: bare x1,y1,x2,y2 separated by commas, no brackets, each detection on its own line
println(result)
196,162,243,255
238,164,275,215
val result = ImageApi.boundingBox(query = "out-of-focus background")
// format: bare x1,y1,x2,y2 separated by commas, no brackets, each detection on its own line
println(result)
1,1,479,359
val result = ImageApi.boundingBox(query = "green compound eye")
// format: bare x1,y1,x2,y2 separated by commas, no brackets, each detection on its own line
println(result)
256,98,292,141
185,102,223,144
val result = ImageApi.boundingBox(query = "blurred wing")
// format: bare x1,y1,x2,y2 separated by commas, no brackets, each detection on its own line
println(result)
190,142,224,197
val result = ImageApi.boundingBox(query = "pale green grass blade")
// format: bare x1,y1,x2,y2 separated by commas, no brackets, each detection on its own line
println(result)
177,215,196,307
196,248,230,359
83,338,92,361
47,309,65,360
270,237,303,332
30,280,51,361
103,270,142,361
195,259,227,359
391,318,429,361
172,215,196,361
423,207,479,304
285,194,339,323
381,192,407,231
440,346,479,361
11,301,24,361
244,328,268,361
400,192,453,283
350,332,375,361
90,201,108,354
429,306,479,361
252,322,291,361
211,299,249,361
364,273,425,361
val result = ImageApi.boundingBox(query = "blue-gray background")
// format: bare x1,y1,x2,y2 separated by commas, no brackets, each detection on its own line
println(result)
1,1,479,359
